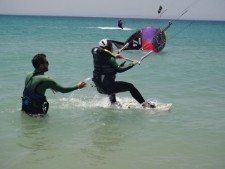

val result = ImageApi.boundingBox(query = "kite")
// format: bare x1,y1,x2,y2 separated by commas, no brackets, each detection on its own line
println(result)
111,26,167,53
158,5,163,14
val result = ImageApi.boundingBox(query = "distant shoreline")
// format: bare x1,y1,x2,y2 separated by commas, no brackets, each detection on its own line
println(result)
1,14,225,22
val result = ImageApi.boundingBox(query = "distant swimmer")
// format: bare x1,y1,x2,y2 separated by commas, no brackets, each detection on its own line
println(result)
21,53,86,117
118,19,123,29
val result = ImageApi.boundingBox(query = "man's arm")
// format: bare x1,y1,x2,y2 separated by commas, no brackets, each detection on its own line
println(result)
109,57,134,73
38,77,86,94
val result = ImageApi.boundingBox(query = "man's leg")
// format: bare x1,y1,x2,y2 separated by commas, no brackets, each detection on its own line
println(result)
107,81,145,104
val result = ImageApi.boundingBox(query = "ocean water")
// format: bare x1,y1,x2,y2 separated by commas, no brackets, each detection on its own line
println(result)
0,15,225,169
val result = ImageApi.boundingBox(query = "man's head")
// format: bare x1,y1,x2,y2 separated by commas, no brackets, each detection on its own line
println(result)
99,39,113,52
32,53,49,72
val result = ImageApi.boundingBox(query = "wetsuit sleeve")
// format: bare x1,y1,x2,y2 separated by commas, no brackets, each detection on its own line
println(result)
107,56,134,73
49,81,79,93
37,77,79,94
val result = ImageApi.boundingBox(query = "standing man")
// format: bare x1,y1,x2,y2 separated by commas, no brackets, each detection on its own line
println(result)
91,39,155,108
21,53,86,116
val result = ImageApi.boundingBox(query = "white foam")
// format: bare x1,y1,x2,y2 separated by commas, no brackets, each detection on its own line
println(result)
49,95,172,112
97,27,133,30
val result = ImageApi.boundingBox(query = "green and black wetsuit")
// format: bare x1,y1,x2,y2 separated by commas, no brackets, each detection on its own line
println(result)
22,71,80,116
92,47,145,104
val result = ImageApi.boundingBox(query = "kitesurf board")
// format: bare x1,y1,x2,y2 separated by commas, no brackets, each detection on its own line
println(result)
150,102,172,112
118,100,172,112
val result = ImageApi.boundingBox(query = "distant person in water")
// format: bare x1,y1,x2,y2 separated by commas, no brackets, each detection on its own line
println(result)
118,19,123,29
21,53,86,117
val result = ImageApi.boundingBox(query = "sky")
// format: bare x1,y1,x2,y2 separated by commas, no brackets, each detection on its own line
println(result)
0,0,225,21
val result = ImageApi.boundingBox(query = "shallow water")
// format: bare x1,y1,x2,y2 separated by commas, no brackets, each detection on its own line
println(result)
0,15,225,169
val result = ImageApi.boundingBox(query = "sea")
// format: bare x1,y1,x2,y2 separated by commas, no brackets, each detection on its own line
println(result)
0,15,225,169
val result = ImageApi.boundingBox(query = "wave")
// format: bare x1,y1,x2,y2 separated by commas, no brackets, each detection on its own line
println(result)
87,27,133,31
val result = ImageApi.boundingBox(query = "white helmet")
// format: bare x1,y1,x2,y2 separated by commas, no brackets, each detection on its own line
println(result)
99,39,108,48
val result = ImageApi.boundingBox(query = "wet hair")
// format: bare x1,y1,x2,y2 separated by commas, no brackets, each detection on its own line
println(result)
32,53,47,69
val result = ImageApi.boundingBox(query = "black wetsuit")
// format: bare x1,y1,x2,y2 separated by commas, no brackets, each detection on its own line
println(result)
118,20,123,29
91,47,145,104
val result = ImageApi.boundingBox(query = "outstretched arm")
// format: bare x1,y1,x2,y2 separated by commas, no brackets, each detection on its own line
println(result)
109,57,139,73
37,78,86,94
50,81,86,93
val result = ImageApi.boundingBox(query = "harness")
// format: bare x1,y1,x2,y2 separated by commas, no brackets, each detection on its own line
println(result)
21,72,49,115
92,47,117,75
92,47,117,94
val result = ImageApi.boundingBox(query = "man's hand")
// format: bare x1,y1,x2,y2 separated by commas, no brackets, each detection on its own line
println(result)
77,81,86,89
115,54,124,59
132,60,140,65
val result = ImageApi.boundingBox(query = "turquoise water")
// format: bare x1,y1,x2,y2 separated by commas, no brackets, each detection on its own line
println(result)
0,15,225,169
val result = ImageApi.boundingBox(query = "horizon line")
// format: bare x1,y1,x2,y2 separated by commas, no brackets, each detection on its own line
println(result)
1,13,225,22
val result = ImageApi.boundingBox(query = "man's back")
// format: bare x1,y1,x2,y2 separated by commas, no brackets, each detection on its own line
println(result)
24,72,53,96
